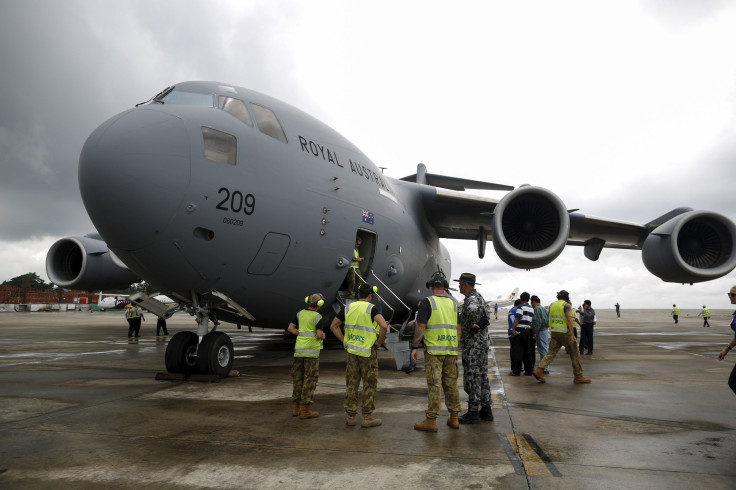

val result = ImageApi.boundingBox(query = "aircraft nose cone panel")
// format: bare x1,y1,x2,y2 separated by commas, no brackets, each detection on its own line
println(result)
79,108,191,251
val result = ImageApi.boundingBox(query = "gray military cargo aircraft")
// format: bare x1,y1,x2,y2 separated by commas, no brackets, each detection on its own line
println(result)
46,81,736,377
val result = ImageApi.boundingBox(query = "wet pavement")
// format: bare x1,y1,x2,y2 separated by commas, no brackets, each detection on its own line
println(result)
0,309,735,489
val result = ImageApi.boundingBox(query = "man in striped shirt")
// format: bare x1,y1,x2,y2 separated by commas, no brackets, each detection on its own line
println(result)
509,291,535,376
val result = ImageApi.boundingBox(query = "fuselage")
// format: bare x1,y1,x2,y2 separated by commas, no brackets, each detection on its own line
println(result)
79,81,449,326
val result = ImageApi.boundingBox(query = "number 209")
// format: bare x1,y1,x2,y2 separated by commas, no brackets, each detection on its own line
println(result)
216,187,255,215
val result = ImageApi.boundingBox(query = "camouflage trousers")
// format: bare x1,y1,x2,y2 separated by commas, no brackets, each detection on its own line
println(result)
345,350,378,415
424,353,461,419
291,357,319,406
461,331,492,411
538,331,583,376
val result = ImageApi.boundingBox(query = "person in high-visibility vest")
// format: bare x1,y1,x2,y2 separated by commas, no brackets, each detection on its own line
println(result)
698,306,711,328
124,304,145,338
411,272,462,432
286,293,327,419
346,236,364,299
672,304,679,324
330,283,387,428
533,290,591,384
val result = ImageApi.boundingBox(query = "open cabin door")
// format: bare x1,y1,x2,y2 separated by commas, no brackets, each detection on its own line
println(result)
355,228,376,279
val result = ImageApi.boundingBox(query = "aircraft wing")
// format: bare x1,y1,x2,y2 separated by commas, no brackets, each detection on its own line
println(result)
406,168,736,283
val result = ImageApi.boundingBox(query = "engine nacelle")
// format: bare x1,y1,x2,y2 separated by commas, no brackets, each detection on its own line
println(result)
642,211,736,283
46,234,139,290
491,186,570,269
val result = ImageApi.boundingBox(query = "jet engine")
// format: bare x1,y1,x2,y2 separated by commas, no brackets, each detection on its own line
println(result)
46,234,139,290
642,211,736,283
491,186,570,269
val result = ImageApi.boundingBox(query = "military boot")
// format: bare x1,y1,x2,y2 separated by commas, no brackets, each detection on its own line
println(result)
446,412,459,429
479,405,494,421
361,413,382,428
573,375,591,384
458,410,481,424
414,417,438,432
299,405,319,419
292,403,300,417
346,414,357,426
533,367,546,383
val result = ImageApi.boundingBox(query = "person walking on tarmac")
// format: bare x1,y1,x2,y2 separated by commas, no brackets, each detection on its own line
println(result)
457,272,493,424
286,293,327,419
411,272,463,431
672,304,679,324
330,284,388,428
125,304,145,337
533,290,591,385
698,306,711,328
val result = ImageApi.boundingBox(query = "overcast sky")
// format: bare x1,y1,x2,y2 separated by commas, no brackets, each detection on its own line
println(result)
1,0,736,309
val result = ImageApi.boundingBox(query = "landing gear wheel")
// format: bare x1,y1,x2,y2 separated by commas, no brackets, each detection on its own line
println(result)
165,331,200,374
197,331,234,378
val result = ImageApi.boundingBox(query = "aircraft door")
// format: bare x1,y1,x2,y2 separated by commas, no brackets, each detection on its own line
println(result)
356,229,376,280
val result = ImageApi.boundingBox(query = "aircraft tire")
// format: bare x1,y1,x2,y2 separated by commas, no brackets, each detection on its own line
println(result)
165,331,200,374
197,331,234,378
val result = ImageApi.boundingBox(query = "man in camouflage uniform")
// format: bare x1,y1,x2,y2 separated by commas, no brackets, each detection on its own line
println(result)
286,293,326,419
456,272,493,424
330,284,388,428
411,272,462,431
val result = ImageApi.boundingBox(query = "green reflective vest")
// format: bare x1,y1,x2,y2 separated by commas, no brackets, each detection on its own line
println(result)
344,300,378,357
424,295,458,356
294,309,323,358
350,248,360,268
126,307,140,319
703,308,710,318
549,300,570,333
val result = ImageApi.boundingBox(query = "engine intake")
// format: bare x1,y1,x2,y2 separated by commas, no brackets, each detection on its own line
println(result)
491,186,570,269
642,211,736,283
46,234,139,290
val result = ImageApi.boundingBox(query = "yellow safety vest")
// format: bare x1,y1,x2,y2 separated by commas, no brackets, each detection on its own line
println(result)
549,300,570,333
703,308,710,318
350,248,360,269
344,301,378,357
673,307,679,315
424,295,458,356
126,307,140,319
294,309,323,358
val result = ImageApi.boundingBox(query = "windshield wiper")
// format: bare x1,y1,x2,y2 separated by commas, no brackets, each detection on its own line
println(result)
135,85,175,107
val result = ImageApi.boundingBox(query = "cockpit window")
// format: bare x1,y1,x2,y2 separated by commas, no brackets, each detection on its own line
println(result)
160,90,214,107
251,103,288,143
218,96,253,126
202,127,237,166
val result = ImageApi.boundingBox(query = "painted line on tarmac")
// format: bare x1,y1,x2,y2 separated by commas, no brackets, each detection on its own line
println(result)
499,433,561,477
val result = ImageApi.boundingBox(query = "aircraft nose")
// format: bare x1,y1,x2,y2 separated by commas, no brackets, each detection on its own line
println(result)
79,108,191,251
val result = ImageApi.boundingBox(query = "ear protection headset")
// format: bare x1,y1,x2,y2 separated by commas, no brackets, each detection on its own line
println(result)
425,270,449,289
305,293,325,308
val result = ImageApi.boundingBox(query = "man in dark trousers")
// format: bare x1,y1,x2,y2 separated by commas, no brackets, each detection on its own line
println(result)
509,292,535,376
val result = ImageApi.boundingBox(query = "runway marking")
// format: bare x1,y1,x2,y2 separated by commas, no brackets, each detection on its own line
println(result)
500,433,561,477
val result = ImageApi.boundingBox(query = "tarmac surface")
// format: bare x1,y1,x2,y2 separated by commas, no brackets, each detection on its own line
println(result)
1,308,735,489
